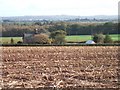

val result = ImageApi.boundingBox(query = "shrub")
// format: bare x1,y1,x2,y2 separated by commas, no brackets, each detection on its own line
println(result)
93,33,105,43
17,41,23,44
54,35,66,44
104,34,113,43
33,34,50,44
11,38,14,44
50,30,66,44
114,41,120,43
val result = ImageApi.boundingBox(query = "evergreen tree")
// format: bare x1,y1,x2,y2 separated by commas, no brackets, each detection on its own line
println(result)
104,34,113,43
11,38,14,44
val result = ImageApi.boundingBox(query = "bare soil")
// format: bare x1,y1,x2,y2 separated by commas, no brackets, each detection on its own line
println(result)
0,46,119,89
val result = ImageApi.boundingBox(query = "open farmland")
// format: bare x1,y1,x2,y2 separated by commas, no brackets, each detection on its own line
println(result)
0,34,119,44
0,37,23,44
1,46,119,89
66,34,119,42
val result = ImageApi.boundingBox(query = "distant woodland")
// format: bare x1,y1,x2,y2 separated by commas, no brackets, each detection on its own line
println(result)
1,21,118,37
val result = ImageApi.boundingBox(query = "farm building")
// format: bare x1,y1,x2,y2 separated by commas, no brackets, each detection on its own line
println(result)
23,29,39,44
85,40,96,44
23,33,34,43
23,29,50,44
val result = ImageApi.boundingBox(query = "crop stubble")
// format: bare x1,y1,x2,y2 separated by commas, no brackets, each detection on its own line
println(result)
0,46,119,88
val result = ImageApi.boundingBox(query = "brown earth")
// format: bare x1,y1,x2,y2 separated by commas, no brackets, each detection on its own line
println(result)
0,46,119,89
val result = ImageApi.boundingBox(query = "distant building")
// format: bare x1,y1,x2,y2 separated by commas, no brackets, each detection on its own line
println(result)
23,29,38,43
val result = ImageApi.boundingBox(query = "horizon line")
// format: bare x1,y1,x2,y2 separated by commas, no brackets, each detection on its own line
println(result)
1,14,118,17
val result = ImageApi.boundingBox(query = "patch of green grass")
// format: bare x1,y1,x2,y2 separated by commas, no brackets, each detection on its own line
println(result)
65,35,92,42
66,34,119,42
109,34,119,41
0,37,23,44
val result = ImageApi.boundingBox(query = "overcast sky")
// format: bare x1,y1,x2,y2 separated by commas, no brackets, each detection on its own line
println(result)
0,0,119,16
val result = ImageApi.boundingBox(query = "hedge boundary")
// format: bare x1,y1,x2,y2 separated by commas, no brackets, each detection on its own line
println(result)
1,43,120,47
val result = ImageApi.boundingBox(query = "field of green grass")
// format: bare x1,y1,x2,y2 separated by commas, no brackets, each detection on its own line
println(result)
66,35,92,42
0,37,23,44
109,34,119,41
0,34,119,44
66,34,119,42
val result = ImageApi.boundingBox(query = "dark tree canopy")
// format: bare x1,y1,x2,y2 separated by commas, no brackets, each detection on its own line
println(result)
2,22,118,37
93,33,105,43
50,30,66,44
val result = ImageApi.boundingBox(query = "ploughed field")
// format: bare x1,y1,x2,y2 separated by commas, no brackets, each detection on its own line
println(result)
1,46,119,88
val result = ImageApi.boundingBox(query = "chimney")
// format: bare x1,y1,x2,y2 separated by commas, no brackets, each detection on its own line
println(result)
34,29,38,34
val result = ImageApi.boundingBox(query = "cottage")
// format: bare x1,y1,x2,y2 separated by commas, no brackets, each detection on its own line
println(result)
23,29,38,44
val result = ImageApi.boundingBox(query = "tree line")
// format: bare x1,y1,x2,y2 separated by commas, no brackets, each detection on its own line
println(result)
1,21,118,37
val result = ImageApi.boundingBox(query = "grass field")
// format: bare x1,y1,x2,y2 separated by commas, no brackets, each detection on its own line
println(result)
0,34,119,44
66,35,92,42
0,37,23,44
66,34,119,42
109,34,119,41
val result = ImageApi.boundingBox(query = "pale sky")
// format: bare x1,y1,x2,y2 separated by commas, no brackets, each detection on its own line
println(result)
0,0,119,16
